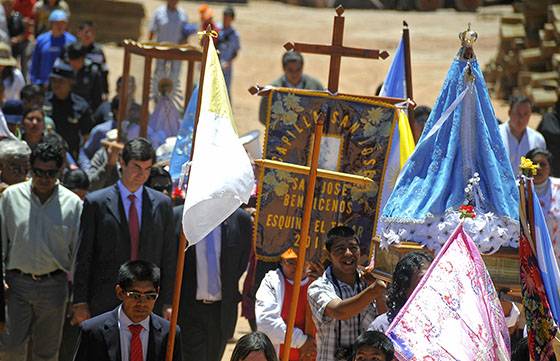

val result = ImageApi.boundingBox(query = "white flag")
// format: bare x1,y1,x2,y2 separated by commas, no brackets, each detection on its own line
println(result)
182,39,254,245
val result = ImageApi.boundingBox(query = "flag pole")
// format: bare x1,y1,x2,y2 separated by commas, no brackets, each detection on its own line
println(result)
526,178,537,247
280,113,325,361
402,21,414,125
165,26,213,361
519,177,537,254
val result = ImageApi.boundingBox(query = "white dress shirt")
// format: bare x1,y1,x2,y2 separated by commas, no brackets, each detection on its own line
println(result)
118,306,150,361
195,227,222,301
255,269,310,353
499,122,546,173
117,181,144,228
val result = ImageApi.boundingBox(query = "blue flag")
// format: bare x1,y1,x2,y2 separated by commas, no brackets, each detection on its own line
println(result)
532,185,560,325
169,86,199,181
380,38,406,98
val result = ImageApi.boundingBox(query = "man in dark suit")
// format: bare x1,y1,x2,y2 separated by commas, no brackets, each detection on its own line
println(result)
176,206,252,361
72,138,177,325
73,260,182,361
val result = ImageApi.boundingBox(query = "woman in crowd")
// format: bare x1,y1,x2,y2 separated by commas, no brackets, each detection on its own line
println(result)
369,252,433,332
20,105,45,148
525,148,560,263
231,332,279,361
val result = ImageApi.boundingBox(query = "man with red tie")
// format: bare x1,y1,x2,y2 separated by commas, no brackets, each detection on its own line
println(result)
72,138,176,326
73,260,182,361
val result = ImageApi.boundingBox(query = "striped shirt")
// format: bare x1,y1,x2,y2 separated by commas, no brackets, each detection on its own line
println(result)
308,266,377,361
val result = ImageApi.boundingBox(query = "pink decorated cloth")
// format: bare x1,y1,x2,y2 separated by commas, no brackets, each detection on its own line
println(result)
386,224,511,361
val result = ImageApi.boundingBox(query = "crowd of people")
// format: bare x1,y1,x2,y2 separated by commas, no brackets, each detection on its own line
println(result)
0,0,558,361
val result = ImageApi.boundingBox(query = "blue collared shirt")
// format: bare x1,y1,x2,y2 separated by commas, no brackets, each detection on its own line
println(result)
117,180,143,228
195,227,222,301
217,26,240,63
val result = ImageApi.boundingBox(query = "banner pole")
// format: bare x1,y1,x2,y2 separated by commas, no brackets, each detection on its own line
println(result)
402,21,414,126
280,113,325,361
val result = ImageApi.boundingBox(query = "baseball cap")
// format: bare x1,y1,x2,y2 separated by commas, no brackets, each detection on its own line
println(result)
48,9,68,22
50,59,75,80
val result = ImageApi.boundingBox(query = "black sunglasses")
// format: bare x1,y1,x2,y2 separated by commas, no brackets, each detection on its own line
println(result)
32,168,59,178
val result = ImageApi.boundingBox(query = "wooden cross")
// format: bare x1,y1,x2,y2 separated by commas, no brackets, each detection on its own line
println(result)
283,5,389,94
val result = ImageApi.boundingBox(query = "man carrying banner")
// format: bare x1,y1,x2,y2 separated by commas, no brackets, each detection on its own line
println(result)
256,248,318,360
308,226,386,361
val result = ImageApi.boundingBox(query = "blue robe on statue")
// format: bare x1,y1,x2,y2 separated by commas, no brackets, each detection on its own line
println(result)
379,53,519,253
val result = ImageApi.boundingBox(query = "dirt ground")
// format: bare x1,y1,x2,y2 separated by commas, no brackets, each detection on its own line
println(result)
101,1,526,358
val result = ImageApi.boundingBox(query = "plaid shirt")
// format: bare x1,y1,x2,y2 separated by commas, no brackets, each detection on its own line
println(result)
308,267,377,361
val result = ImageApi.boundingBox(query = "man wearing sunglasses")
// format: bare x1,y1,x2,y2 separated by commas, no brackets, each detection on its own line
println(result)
0,141,82,361
73,260,182,361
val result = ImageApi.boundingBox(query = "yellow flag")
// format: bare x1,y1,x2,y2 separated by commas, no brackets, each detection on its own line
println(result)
397,109,415,168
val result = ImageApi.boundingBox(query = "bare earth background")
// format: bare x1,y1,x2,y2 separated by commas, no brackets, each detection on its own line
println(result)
103,1,528,358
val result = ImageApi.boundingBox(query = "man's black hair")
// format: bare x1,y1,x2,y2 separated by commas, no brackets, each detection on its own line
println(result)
223,6,235,18
20,84,44,102
30,141,64,169
43,132,69,153
387,251,433,323
67,41,86,60
526,147,553,164
509,95,531,110
352,331,394,361
78,20,94,30
282,51,303,68
325,225,356,252
147,165,172,194
117,260,161,290
230,332,278,361
22,105,45,120
62,169,90,190
121,138,155,165
413,105,431,126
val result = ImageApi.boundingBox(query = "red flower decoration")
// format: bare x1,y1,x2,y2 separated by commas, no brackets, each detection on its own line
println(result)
459,204,476,219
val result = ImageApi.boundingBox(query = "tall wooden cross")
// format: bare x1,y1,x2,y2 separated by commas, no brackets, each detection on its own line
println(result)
283,5,389,94
276,7,391,361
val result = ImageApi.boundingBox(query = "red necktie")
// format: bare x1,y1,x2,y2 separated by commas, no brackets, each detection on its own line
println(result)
128,194,139,260
128,324,143,361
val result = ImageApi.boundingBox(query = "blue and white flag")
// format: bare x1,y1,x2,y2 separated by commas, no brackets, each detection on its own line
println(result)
532,185,560,325
169,86,198,182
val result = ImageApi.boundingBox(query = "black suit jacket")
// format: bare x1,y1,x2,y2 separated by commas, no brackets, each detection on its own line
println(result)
73,184,177,315
72,307,182,361
175,206,251,339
